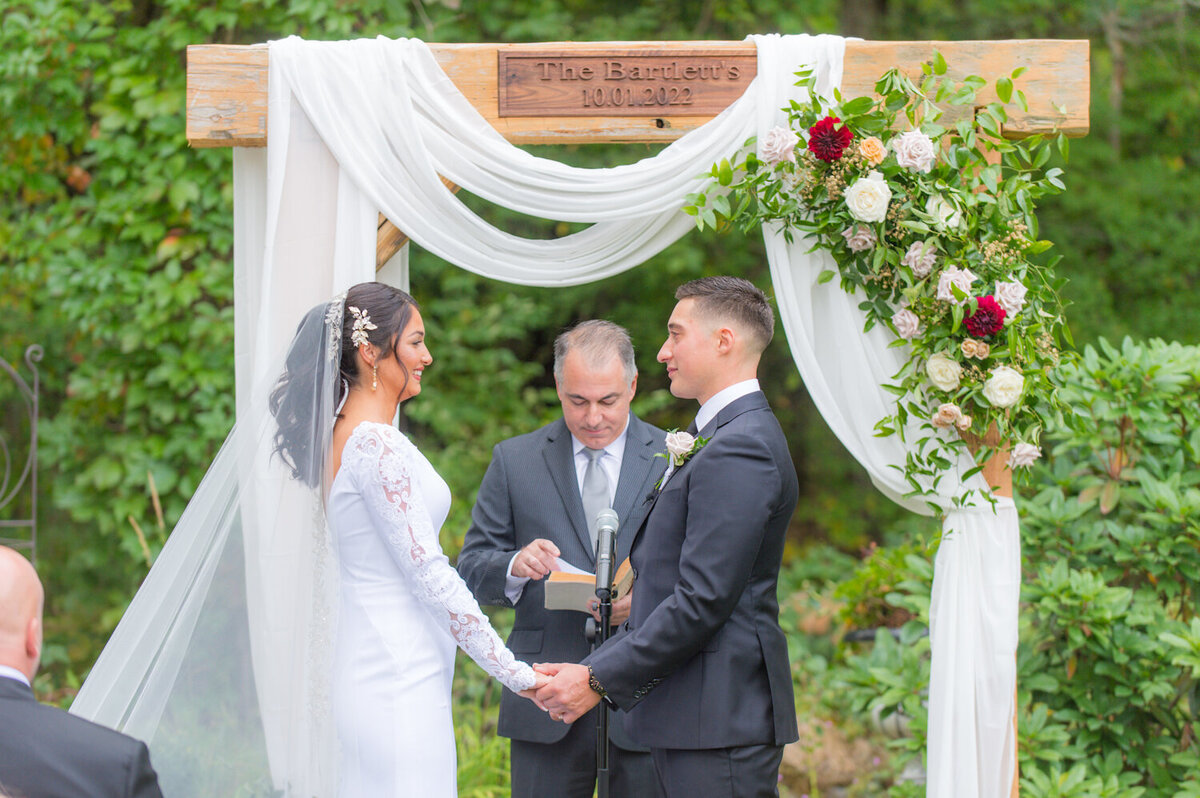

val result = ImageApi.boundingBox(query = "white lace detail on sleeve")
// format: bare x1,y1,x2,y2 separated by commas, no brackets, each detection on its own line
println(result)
349,425,537,693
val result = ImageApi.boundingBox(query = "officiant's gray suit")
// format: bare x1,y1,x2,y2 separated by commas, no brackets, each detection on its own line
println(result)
585,392,799,797
457,413,667,798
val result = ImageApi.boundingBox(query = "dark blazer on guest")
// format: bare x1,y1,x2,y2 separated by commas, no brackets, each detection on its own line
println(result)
457,413,666,748
585,391,800,749
0,676,163,798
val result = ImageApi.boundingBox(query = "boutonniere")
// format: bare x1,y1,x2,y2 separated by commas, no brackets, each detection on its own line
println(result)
654,429,709,489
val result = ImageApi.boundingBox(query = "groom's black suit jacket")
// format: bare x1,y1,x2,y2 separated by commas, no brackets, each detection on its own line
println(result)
0,676,163,798
585,391,800,749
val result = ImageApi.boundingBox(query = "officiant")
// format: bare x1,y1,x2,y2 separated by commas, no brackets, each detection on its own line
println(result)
457,320,666,798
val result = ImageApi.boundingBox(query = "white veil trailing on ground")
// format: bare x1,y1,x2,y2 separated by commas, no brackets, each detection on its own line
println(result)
73,34,1017,798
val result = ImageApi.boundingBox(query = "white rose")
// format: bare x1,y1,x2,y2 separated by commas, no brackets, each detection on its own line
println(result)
995,279,1028,316
901,240,938,278
932,402,963,428
761,126,800,165
892,130,936,173
926,194,963,231
936,265,979,304
841,225,877,252
1008,442,1042,468
664,430,697,466
892,308,921,339
983,366,1025,408
844,170,892,223
925,353,963,392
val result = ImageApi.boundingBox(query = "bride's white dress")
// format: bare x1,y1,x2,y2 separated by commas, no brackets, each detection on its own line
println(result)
327,421,537,796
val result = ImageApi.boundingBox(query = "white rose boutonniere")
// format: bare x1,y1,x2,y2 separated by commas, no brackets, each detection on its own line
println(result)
655,429,710,488
983,366,1025,408
844,170,892,223
925,352,963,392
662,430,706,467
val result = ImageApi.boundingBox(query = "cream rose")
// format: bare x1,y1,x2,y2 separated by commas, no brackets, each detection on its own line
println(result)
842,225,877,252
1008,442,1042,468
844,170,892,223
926,194,963,231
859,136,886,166
901,240,938,278
761,126,800,165
932,402,964,428
664,430,697,466
892,130,936,173
995,279,1028,316
983,366,1025,408
936,265,979,304
892,308,921,339
925,353,963,392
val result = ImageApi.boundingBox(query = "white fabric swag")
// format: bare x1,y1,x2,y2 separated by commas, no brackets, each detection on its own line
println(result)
75,32,1019,798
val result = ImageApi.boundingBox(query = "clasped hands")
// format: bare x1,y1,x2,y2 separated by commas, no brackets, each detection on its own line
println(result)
519,663,601,724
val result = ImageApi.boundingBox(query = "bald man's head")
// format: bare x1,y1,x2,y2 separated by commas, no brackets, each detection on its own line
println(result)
0,546,43,681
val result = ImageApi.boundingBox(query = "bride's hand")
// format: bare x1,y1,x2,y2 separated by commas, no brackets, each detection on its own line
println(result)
518,672,552,707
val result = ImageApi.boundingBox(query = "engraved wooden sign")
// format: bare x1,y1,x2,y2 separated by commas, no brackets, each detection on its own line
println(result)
498,50,757,117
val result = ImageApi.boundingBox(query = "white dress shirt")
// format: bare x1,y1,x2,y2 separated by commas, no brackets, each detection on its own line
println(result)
504,419,630,604
0,664,30,687
661,379,761,488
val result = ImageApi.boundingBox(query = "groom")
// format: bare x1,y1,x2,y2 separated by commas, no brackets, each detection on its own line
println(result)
536,276,800,797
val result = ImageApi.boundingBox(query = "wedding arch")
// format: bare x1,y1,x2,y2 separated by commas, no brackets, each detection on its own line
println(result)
79,34,1088,798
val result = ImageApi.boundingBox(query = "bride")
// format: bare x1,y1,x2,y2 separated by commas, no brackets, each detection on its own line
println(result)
69,281,545,797
268,281,545,795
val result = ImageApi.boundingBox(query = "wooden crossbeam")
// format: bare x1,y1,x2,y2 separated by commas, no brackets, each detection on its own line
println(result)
187,39,1089,148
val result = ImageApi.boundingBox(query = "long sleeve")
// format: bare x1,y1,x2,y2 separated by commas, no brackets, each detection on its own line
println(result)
349,426,537,693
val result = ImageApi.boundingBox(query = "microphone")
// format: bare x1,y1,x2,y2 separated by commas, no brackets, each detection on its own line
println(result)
593,508,619,600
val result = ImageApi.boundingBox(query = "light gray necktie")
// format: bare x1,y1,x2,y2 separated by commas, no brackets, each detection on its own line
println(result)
581,447,609,554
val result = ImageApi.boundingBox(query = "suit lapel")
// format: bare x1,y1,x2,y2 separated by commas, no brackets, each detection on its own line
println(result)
543,420,595,565
613,416,663,561
628,391,772,549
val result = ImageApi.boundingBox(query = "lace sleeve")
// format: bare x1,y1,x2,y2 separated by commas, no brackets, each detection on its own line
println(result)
348,426,537,693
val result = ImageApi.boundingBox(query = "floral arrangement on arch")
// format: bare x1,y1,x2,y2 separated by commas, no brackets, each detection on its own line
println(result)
685,55,1074,505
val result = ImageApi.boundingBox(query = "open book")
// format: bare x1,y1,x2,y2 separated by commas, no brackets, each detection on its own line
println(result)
543,556,634,613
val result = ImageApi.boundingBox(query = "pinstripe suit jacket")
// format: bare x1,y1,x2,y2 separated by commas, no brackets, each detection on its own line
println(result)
457,414,666,746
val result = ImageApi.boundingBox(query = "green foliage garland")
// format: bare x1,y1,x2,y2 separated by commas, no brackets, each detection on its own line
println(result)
687,57,1075,507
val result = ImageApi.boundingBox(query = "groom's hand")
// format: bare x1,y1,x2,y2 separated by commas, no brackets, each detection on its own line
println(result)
532,663,600,724
512,539,561,580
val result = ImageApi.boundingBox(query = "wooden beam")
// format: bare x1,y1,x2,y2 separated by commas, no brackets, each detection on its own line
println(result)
186,39,1088,148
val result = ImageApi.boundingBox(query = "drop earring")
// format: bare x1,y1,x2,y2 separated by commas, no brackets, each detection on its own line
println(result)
372,364,378,391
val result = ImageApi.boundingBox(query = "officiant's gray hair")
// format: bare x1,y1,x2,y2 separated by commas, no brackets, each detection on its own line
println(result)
676,276,774,353
553,320,637,385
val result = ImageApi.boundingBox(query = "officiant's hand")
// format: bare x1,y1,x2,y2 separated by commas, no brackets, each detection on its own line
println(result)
532,663,600,724
513,539,561,580
588,590,632,626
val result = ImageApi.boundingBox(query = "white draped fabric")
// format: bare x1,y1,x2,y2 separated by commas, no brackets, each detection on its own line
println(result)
73,33,1018,798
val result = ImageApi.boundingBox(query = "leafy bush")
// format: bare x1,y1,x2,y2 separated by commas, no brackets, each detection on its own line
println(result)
1017,337,1200,795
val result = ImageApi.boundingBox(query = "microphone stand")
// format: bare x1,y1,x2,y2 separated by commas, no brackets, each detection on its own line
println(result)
590,509,618,798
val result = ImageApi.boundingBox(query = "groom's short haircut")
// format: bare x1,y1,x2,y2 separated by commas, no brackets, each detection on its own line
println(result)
553,320,637,384
676,276,774,352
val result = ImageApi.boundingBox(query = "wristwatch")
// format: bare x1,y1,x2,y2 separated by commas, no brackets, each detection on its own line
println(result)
587,665,617,708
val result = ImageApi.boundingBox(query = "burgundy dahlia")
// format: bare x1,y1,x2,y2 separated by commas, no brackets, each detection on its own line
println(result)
807,116,854,162
964,295,1007,338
